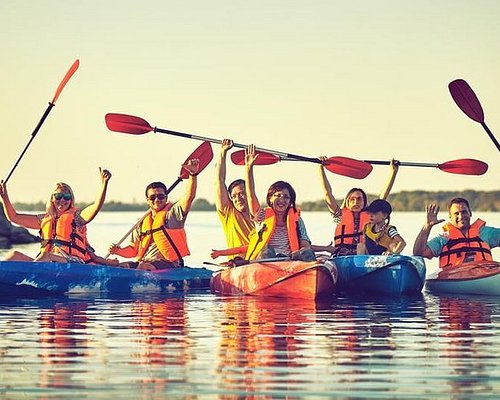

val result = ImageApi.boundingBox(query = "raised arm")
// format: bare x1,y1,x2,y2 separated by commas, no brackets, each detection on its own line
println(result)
413,203,445,259
244,145,260,217
177,158,200,215
0,180,40,229
80,168,112,223
318,157,341,214
379,159,399,200
215,139,233,212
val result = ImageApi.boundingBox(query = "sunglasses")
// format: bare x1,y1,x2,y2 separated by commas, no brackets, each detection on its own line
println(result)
148,194,166,201
53,193,72,201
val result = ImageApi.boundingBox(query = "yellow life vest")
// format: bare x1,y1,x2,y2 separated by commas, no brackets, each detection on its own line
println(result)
39,207,91,262
439,219,493,268
245,207,301,260
363,222,397,255
136,205,190,264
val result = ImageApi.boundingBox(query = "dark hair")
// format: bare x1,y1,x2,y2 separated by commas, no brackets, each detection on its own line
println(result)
227,179,245,196
145,182,167,197
448,197,472,214
344,188,368,210
266,181,297,212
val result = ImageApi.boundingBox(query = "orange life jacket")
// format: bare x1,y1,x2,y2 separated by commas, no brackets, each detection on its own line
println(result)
334,208,370,251
39,207,91,262
136,205,190,264
245,207,301,260
439,219,493,268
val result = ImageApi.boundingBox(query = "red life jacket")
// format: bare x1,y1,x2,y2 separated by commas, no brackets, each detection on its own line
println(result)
39,207,91,262
136,204,190,264
334,208,370,251
439,219,493,268
245,207,301,260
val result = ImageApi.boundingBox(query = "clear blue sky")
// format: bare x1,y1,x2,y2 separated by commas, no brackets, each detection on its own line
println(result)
1,0,498,204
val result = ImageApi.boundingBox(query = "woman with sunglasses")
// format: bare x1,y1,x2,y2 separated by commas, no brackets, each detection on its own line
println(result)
0,168,112,262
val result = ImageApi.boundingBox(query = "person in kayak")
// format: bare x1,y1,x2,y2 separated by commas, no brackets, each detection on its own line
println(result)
413,198,499,267
212,139,253,260
317,158,399,256
107,159,199,270
356,199,406,255
243,144,315,261
0,168,112,263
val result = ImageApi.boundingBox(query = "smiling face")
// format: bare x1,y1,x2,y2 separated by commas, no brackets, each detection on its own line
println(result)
52,190,73,214
346,190,365,212
146,188,168,213
449,202,471,231
229,183,247,213
270,189,291,214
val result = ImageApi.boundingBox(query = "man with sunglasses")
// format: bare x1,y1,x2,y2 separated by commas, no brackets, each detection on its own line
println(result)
108,159,200,270
212,139,253,260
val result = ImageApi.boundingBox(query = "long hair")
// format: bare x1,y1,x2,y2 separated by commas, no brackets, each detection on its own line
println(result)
46,182,75,219
341,187,368,210
266,181,297,212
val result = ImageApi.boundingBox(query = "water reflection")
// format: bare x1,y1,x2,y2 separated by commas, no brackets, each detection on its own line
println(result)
438,295,497,396
38,301,89,389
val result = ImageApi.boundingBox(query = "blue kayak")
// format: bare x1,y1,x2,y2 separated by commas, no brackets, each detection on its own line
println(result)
330,255,426,296
0,261,213,297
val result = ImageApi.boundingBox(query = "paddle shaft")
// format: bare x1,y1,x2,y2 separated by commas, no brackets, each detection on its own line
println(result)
4,103,54,184
154,127,321,164
103,177,183,257
481,122,500,152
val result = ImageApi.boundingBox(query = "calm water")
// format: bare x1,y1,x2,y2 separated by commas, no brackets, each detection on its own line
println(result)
1,211,499,398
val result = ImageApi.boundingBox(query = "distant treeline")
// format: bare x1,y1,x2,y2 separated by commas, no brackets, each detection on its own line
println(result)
13,190,500,212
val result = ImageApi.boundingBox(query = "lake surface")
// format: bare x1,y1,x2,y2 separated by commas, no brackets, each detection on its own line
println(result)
1,211,499,398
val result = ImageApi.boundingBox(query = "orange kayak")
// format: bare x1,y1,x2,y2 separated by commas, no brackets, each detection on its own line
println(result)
210,259,337,300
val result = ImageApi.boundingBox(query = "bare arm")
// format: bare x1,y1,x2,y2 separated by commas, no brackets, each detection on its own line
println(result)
80,168,112,223
0,180,40,229
413,203,445,259
379,159,399,200
244,145,260,217
215,139,233,212
318,157,341,214
177,159,200,215
387,234,406,255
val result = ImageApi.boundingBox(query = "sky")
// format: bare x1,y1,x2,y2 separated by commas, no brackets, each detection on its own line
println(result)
0,0,499,206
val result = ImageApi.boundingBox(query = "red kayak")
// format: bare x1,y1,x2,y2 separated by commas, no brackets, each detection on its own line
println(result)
210,259,337,300
426,260,500,296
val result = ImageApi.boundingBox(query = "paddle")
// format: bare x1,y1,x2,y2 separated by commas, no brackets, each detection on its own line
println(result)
448,79,500,152
104,141,214,257
230,149,487,176
104,113,373,179
229,149,372,179
4,60,80,184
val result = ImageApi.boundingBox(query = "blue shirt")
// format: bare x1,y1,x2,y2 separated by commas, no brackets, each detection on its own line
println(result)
427,225,500,257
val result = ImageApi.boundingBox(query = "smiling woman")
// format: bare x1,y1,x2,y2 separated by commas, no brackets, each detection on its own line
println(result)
0,169,112,263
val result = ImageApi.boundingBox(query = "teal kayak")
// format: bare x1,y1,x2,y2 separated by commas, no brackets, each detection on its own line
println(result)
330,255,426,296
0,261,213,297
426,260,500,296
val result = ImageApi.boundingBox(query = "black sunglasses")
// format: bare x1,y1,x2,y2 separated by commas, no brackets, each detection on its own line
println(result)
148,194,166,201
53,193,72,201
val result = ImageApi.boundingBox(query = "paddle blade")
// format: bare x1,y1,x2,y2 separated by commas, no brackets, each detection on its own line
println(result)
179,141,214,179
230,150,281,165
105,113,153,134
449,79,485,123
438,158,488,175
324,157,373,179
51,59,79,104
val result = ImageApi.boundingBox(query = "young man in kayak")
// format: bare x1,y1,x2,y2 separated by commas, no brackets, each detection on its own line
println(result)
413,198,499,267
357,199,406,255
0,169,112,263
317,158,399,256
212,139,253,260
108,159,199,270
